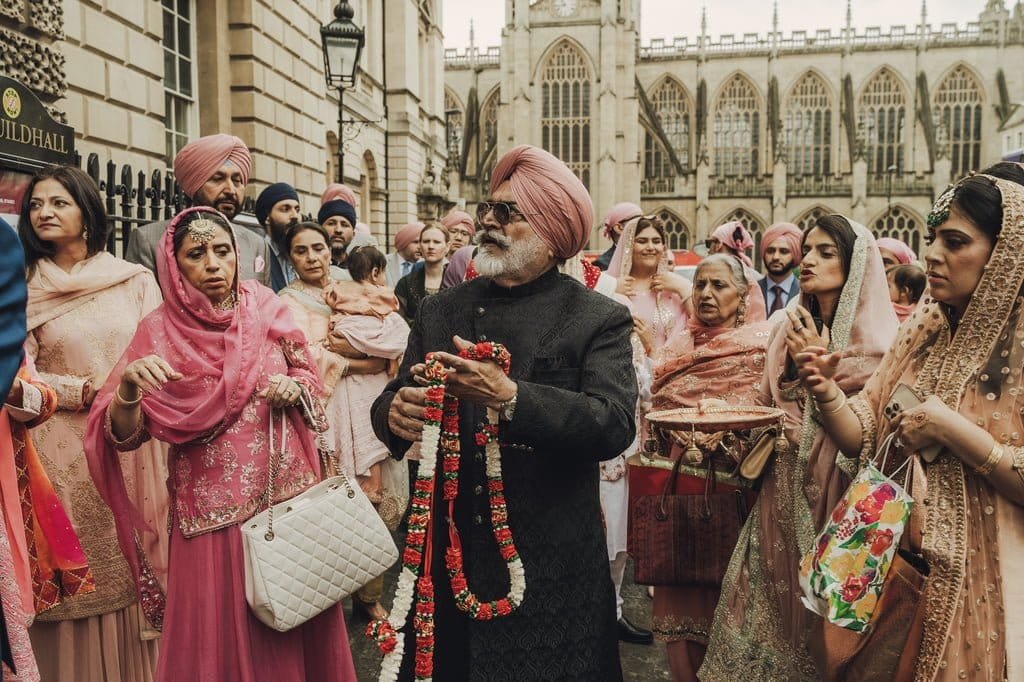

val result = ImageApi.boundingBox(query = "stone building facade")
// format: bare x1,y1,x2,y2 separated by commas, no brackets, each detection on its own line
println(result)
3,0,450,243
443,0,1024,263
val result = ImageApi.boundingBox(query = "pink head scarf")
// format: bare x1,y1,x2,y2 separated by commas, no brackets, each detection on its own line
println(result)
320,183,359,208
84,206,322,628
761,222,803,267
875,237,915,265
602,202,643,239
712,221,756,268
395,222,424,252
173,134,252,199
441,210,475,235
489,145,593,259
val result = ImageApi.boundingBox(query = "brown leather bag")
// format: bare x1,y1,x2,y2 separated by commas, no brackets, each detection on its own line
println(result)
627,453,751,587
806,455,928,681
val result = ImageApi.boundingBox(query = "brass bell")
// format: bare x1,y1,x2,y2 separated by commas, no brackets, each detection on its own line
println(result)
683,441,704,466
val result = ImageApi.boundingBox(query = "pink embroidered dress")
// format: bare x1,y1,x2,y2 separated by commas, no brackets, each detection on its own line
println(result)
84,207,357,682
25,251,166,682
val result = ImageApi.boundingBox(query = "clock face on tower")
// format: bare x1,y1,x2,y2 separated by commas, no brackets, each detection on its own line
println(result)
552,0,578,18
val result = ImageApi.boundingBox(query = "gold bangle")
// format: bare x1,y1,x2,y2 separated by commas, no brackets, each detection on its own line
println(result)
114,386,142,407
819,392,847,415
975,442,1004,476
816,389,842,405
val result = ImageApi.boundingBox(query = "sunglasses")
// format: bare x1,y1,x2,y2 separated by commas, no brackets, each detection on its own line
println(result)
475,201,539,226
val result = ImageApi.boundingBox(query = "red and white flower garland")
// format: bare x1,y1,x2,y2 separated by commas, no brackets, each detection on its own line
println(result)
369,342,526,682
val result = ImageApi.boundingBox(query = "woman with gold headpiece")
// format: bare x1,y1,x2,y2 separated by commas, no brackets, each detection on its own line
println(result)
794,175,1024,680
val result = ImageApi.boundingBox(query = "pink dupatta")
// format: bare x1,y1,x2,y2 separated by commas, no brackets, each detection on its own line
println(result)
84,207,324,629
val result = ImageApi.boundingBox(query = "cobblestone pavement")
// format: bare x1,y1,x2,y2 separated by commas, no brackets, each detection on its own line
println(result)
346,548,670,681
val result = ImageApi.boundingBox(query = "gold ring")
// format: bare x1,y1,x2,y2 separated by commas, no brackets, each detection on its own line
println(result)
912,412,927,425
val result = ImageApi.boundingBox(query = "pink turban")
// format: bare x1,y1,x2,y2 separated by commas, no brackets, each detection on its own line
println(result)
760,222,803,266
320,183,359,208
489,145,593,260
602,202,643,238
875,237,915,265
441,210,475,235
173,134,252,199
394,222,425,252
355,221,371,237
711,221,755,268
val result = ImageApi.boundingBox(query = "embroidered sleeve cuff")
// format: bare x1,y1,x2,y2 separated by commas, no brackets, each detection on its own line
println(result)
4,381,42,422
45,373,89,411
777,377,806,404
847,395,877,464
104,405,151,451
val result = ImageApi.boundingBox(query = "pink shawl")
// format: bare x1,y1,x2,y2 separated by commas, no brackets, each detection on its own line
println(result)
84,206,323,629
322,279,400,319
712,221,756,268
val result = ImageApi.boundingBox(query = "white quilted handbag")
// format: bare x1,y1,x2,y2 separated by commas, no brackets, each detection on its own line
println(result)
241,409,399,632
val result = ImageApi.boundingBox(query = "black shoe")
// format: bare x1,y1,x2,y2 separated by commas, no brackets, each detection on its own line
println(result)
617,616,654,645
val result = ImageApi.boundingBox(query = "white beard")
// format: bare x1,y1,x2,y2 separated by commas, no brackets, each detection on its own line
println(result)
472,228,547,279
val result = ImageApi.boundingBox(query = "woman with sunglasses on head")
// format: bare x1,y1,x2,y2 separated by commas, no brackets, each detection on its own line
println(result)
794,176,1024,681
700,215,898,681
608,215,693,360
394,223,449,322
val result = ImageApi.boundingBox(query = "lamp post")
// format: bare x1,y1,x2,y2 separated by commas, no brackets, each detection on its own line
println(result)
320,2,365,183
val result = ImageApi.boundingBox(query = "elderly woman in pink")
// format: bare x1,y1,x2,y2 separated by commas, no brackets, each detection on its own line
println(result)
85,207,357,682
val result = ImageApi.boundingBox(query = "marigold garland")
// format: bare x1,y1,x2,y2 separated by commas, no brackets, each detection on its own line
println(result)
368,342,526,682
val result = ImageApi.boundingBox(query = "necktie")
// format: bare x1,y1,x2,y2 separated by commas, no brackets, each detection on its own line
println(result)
770,285,785,313
401,261,412,277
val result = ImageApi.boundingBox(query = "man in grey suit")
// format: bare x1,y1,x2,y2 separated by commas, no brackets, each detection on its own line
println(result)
125,134,269,285
758,222,803,314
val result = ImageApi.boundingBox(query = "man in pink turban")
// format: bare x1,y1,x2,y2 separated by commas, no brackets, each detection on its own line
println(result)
594,201,643,271
371,144,634,680
384,221,423,287
125,134,269,286
440,209,475,255
875,237,916,268
759,221,803,313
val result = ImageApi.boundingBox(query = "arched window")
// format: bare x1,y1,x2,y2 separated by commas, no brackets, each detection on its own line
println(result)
478,88,500,193
713,74,760,176
541,41,592,187
933,65,983,179
649,78,691,170
859,68,907,176
784,72,832,177
794,205,829,232
643,127,674,193
718,207,766,268
658,209,689,251
444,89,464,164
872,206,922,258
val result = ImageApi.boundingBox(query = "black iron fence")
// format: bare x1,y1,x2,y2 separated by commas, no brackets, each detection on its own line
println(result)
73,152,256,256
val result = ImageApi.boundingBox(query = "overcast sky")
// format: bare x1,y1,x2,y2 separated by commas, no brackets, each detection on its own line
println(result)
443,1,987,50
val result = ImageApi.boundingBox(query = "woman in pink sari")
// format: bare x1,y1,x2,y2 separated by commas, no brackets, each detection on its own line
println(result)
646,253,770,680
797,176,1024,680
84,207,357,682
700,215,899,680
609,215,691,358
19,165,166,682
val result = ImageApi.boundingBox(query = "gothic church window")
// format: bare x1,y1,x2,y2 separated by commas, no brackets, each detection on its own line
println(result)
643,128,674,193
658,209,690,251
649,78,691,170
444,89,464,165
162,0,196,163
859,68,907,176
541,41,592,188
932,65,983,179
872,205,922,257
794,205,829,232
478,88,500,193
713,74,761,177
784,72,832,177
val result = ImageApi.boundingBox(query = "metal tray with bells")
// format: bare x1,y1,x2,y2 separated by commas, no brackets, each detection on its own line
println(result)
645,406,787,433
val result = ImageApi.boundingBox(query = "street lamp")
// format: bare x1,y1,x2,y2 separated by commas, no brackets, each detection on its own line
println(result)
321,2,365,183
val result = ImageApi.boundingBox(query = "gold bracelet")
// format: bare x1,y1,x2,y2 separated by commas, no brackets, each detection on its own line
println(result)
975,442,1005,476
819,393,847,415
114,386,142,407
816,389,842,405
